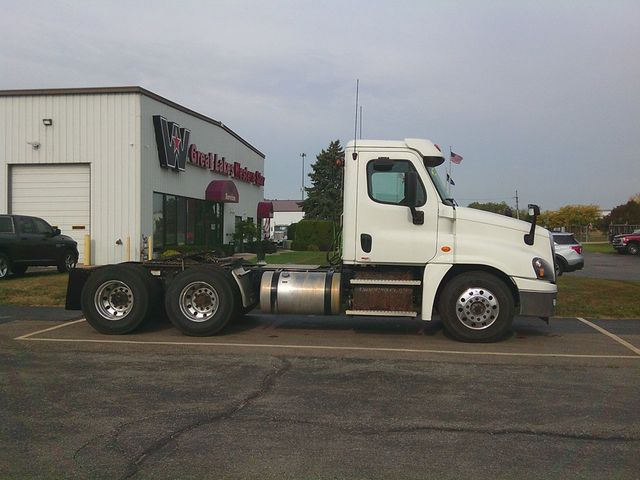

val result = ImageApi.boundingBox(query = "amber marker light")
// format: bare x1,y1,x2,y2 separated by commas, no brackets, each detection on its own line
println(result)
441,246,451,252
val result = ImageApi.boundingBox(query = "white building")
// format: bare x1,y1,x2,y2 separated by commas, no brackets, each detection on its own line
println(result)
0,87,267,264
265,199,304,240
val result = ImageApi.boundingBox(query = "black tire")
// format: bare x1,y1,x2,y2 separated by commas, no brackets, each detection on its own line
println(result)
11,264,28,276
164,266,236,336
0,254,9,280
57,249,77,273
628,243,639,256
555,256,565,277
81,264,152,334
438,272,515,343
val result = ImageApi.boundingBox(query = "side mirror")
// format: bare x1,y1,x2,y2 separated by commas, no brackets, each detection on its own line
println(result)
404,171,418,206
52,227,61,237
404,171,424,225
524,204,540,246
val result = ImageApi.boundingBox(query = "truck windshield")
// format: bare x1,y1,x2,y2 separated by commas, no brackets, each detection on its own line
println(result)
425,165,455,206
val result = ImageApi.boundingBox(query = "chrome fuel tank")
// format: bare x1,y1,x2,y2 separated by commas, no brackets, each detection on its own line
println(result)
260,271,341,315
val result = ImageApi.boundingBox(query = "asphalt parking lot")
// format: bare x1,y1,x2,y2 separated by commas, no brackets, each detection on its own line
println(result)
1,312,639,479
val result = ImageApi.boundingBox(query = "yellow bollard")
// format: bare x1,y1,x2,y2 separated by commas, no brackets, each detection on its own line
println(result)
125,236,131,262
148,236,153,261
84,234,91,266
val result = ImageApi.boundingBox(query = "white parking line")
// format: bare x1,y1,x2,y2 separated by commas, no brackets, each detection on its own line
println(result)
577,317,640,356
14,319,87,340
13,317,640,359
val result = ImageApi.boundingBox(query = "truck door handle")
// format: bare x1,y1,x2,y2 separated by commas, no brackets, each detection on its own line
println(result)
360,234,372,253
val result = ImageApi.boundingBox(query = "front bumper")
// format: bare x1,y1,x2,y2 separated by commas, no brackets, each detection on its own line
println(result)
512,277,557,318
519,291,556,317
564,258,584,272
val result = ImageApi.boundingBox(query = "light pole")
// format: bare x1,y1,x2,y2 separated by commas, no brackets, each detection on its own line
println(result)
300,153,306,201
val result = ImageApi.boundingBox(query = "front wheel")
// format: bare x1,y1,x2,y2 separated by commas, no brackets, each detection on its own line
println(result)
438,272,515,343
628,243,639,255
164,267,236,336
58,249,77,273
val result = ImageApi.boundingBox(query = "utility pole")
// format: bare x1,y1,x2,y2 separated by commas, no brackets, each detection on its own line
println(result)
300,153,306,201
515,190,520,220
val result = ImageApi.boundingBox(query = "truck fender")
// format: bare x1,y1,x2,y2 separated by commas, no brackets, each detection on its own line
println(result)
421,264,452,321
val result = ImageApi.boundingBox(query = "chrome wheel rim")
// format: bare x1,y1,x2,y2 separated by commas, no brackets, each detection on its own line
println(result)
94,280,134,320
179,281,219,322
455,287,499,330
65,253,76,270
0,258,8,278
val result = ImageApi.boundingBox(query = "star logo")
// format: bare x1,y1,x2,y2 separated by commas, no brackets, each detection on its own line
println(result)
171,124,182,153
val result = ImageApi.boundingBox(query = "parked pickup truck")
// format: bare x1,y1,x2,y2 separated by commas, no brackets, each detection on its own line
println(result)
0,214,79,279
612,229,640,255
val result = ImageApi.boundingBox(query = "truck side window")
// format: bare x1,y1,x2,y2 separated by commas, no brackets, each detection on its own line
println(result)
0,216,14,234
17,217,36,234
33,218,53,235
366,160,426,206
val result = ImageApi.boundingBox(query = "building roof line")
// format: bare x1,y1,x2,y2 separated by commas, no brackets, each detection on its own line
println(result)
0,86,265,158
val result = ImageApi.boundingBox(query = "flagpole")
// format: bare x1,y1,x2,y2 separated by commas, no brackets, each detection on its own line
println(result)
448,146,452,197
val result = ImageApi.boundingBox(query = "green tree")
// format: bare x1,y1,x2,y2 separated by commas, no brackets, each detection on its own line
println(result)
539,204,600,230
301,140,344,223
601,194,640,226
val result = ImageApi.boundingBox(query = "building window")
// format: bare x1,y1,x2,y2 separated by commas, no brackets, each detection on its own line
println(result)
153,193,164,250
153,192,223,252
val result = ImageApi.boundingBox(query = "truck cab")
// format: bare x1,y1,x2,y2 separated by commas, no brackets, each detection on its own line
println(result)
339,139,556,340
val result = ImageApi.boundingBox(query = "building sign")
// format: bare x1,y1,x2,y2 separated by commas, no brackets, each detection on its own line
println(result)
153,115,264,186
188,145,265,186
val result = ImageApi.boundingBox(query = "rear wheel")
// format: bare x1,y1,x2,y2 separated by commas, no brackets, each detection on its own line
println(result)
81,265,152,334
555,256,565,276
0,254,9,280
438,272,514,343
164,267,236,336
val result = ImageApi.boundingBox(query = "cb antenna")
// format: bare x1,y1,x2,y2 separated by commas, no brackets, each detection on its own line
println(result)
352,79,359,160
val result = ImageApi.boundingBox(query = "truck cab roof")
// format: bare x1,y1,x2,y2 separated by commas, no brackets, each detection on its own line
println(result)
346,138,445,165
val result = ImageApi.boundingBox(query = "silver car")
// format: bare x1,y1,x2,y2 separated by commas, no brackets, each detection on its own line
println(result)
552,232,585,276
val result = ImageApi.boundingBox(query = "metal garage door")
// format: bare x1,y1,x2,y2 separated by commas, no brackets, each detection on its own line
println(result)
10,164,90,264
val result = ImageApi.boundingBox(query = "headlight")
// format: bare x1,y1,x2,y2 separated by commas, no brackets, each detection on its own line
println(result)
532,257,554,281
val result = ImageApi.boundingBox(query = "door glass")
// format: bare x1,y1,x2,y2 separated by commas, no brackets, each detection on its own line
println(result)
17,217,36,234
33,218,52,235
366,160,426,206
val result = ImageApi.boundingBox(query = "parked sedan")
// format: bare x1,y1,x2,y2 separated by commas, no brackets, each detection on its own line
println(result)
552,232,584,276
0,214,78,279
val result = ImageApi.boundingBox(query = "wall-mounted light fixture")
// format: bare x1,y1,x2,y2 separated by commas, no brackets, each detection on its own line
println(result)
27,141,40,150
42,118,53,126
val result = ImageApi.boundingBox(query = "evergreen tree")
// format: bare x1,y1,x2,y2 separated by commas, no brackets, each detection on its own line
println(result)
301,140,344,222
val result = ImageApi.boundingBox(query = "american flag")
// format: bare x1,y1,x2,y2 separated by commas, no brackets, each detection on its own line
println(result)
450,151,463,164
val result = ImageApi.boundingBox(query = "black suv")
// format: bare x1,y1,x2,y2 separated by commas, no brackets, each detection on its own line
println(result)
0,214,79,279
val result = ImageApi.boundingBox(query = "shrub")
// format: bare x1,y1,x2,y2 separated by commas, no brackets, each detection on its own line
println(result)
291,220,334,251
287,222,298,242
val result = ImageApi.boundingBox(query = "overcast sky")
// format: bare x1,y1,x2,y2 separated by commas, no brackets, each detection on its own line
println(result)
1,0,638,210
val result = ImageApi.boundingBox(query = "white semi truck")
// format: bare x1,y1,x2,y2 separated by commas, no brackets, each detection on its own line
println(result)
66,138,557,342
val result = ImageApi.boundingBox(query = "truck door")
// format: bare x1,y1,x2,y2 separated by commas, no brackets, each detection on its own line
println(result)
355,153,438,265
15,217,57,262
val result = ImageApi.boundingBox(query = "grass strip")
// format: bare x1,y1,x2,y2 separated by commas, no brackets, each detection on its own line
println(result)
555,276,640,318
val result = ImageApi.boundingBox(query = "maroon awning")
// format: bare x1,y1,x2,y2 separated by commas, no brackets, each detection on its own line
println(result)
257,201,273,219
205,180,239,203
